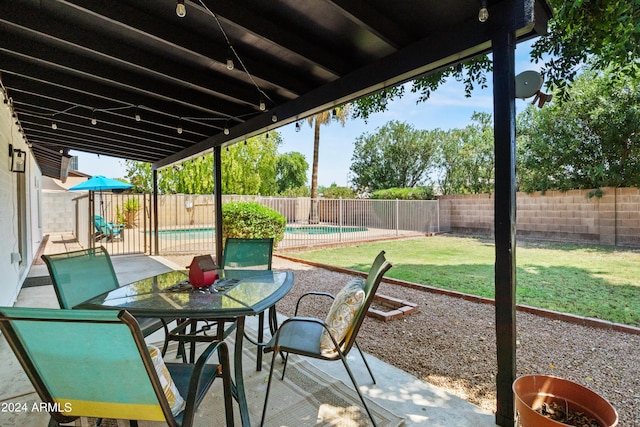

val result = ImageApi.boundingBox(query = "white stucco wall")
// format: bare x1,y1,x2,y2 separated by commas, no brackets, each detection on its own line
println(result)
0,91,42,307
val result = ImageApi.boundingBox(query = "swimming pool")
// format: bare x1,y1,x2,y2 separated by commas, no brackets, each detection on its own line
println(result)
154,225,367,239
285,225,367,234
154,228,215,240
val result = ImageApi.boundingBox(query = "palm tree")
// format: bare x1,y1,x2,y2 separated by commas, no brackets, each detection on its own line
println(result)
306,105,350,223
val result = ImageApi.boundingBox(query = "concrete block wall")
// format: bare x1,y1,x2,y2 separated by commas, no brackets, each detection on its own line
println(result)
616,187,640,246
41,191,77,234
438,187,640,247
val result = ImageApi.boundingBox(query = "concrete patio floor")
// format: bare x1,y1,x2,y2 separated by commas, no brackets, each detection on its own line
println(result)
1,238,497,427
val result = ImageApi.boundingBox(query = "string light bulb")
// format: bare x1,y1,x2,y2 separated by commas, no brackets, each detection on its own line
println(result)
478,0,489,22
134,107,141,122
226,48,234,71
51,121,57,130
91,109,97,125
259,97,266,111
295,122,301,132
177,119,183,134
176,0,186,18
271,114,277,122
223,126,230,135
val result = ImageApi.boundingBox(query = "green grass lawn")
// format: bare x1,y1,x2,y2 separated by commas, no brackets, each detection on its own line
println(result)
286,235,640,327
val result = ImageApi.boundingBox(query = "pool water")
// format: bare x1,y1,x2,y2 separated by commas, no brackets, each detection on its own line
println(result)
154,228,214,240
154,225,367,239
285,226,367,234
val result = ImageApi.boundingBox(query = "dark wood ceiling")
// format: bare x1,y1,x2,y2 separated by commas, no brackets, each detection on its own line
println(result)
1,0,551,179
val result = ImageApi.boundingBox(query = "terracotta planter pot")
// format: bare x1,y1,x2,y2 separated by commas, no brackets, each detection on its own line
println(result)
513,375,618,427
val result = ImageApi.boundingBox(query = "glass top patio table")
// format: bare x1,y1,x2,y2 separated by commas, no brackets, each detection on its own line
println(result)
75,269,294,319
75,268,294,427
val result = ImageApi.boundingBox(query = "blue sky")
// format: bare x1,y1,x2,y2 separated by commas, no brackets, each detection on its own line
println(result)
74,40,543,187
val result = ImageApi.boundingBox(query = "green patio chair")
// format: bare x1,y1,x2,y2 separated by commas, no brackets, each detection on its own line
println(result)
93,215,125,241
42,247,172,354
260,250,392,427
223,237,274,371
0,307,234,427
169,238,275,366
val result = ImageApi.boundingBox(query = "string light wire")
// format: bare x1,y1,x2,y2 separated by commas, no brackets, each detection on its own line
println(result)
196,0,274,106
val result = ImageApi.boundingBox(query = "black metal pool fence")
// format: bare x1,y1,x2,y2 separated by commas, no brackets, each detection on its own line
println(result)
84,194,441,255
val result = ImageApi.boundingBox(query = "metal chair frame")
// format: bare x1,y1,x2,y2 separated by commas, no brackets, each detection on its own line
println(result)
222,237,275,371
42,247,171,354
260,250,392,427
0,307,234,427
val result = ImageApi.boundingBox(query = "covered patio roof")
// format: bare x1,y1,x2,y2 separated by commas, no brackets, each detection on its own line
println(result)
3,0,548,176
1,1,552,425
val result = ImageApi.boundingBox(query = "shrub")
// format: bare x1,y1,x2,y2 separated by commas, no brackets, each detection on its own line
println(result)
279,185,310,197
321,184,356,199
371,187,435,200
221,201,286,248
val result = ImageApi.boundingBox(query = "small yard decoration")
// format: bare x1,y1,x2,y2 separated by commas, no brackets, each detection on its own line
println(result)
367,294,418,321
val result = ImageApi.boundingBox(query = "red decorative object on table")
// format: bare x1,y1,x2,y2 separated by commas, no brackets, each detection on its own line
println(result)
188,255,218,288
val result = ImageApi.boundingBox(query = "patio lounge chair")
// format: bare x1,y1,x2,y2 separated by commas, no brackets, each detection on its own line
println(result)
42,247,172,355
94,214,125,241
260,250,392,427
223,237,275,371
0,306,234,427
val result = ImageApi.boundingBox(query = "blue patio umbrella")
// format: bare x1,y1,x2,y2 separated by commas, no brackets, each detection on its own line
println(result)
68,175,132,192
68,176,133,224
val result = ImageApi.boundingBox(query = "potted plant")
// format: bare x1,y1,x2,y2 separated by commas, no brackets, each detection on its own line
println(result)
122,197,140,228
513,375,618,427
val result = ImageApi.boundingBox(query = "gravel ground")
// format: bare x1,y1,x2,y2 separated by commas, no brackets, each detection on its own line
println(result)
166,254,640,425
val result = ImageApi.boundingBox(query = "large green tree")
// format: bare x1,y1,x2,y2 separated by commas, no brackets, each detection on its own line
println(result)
125,156,214,194
352,1,640,118
530,0,640,99
222,133,280,195
275,152,308,194
435,112,495,194
350,120,437,192
125,132,282,195
516,68,640,192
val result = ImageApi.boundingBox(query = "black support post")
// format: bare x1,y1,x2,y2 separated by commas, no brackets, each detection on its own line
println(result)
492,29,517,426
153,168,159,256
214,145,223,264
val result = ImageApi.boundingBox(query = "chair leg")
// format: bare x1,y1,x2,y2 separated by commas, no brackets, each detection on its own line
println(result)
268,306,286,363
218,343,235,427
280,352,289,380
339,352,378,427
160,319,170,357
354,340,376,384
260,349,280,427
257,311,264,371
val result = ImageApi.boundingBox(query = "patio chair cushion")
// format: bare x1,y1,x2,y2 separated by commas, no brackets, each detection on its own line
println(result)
148,345,185,416
319,278,365,355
